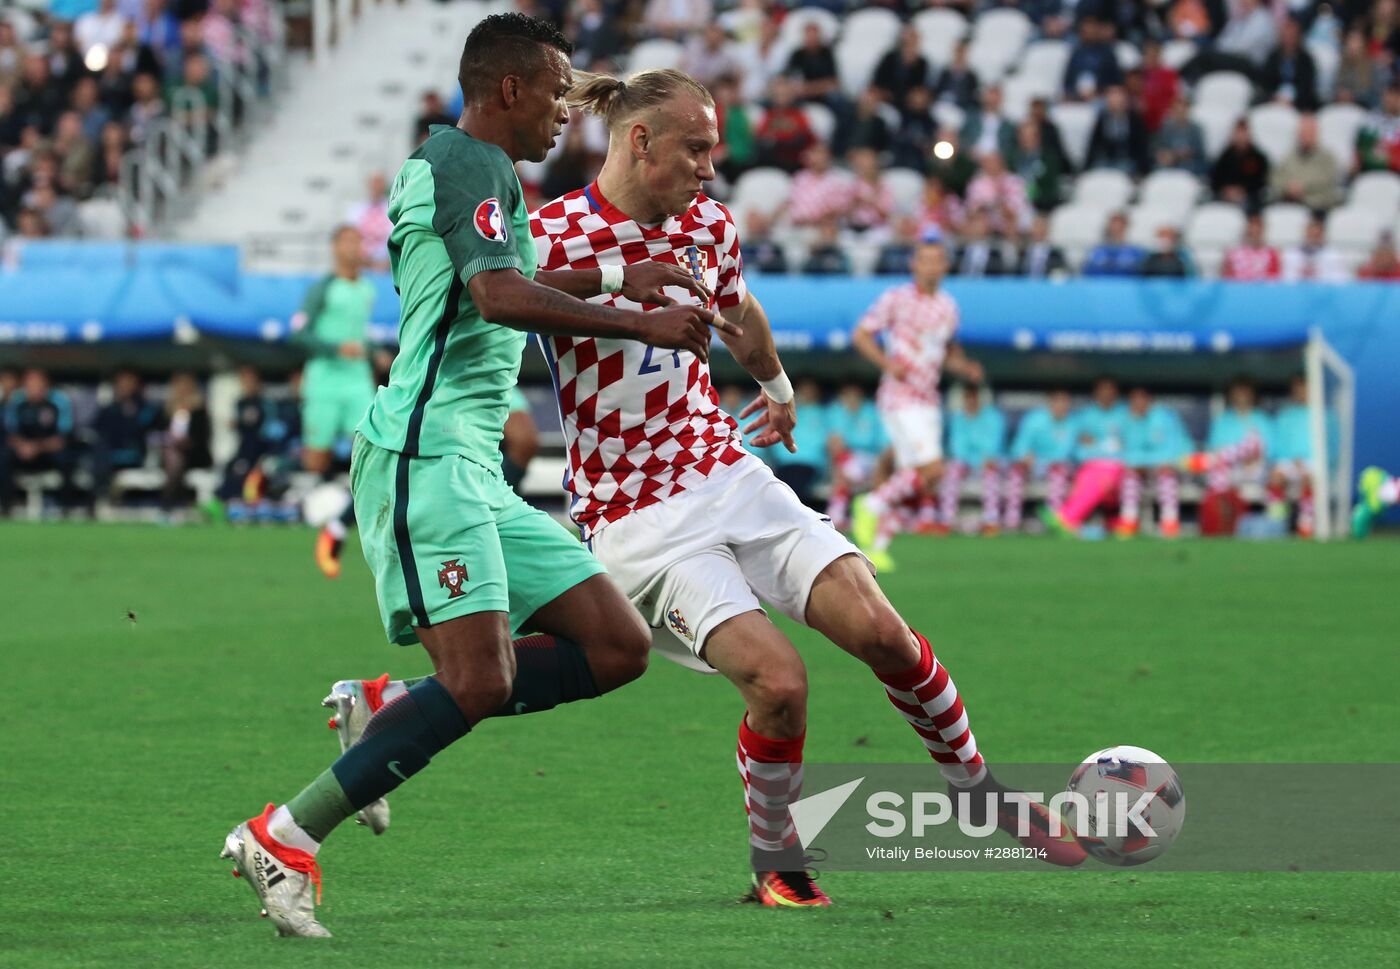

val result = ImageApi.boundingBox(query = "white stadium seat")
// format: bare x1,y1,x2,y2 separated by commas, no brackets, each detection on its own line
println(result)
932,101,965,134
1248,103,1300,166
801,102,836,144
1318,102,1365,171
1115,41,1142,71
1187,202,1247,251
1325,205,1385,256
1309,40,1338,100
1127,205,1182,248
1191,104,1241,161
778,6,841,49
1000,74,1042,122
968,37,1017,86
1050,101,1097,170
967,8,1031,85
912,8,969,67
1048,203,1109,262
1348,171,1400,221
1072,169,1135,211
1263,203,1312,248
836,40,885,97
1194,72,1253,119
627,39,682,72
1139,169,1201,211
836,9,902,96
733,167,792,214
1162,39,1196,70
1016,41,1069,97
884,167,927,214
842,7,903,49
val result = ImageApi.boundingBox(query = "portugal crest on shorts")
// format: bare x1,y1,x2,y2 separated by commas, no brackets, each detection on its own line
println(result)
473,198,508,244
438,559,468,598
666,608,693,642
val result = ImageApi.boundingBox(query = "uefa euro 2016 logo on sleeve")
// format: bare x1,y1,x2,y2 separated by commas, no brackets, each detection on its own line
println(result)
474,198,508,244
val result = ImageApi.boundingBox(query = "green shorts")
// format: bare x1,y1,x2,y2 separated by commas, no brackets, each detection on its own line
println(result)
303,384,375,451
350,433,606,646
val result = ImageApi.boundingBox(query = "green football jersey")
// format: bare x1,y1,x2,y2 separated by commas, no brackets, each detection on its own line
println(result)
358,125,537,463
292,273,376,398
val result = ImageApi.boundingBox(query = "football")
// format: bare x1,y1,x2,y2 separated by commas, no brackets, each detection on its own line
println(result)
1064,745,1186,867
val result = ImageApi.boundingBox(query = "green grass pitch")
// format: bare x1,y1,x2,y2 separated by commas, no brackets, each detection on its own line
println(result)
3,524,1398,968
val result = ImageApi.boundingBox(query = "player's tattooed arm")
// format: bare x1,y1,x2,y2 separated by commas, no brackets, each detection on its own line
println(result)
534,263,713,306
470,268,739,360
722,294,797,453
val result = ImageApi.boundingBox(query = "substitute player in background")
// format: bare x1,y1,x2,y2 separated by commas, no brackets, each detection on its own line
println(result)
220,15,731,938
1269,374,1321,537
530,68,1084,906
850,235,984,570
939,382,1006,535
290,224,376,578
824,382,886,530
1117,386,1189,538
1003,388,1075,532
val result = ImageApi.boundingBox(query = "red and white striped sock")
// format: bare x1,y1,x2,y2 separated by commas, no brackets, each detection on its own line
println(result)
1002,465,1025,529
736,716,805,863
1046,462,1070,510
1205,434,1263,492
876,629,987,788
1297,485,1315,532
1120,471,1142,524
940,461,966,525
980,465,1000,526
869,468,921,550
917,492,938,526
1156,468,1180,524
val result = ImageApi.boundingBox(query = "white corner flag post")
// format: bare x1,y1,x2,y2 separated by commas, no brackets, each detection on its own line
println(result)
1304,327,1356,542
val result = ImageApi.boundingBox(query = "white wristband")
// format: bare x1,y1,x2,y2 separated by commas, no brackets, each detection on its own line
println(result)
758,370,794,404
600,264,625,294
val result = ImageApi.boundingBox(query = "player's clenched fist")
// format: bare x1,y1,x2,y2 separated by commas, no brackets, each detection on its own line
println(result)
638,306,742,362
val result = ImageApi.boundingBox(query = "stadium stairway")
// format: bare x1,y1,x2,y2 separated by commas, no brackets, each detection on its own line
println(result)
176,0,506,270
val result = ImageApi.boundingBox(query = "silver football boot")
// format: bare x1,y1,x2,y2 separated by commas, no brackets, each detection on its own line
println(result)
220,815,330,938
322,678,391,835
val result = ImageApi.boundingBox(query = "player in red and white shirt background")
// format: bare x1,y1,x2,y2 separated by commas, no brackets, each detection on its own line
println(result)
1221,211,1281,281
849,234,985,572
532,68,1085,908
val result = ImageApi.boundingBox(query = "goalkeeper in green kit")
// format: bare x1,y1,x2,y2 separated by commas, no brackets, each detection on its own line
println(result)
219,12,738,937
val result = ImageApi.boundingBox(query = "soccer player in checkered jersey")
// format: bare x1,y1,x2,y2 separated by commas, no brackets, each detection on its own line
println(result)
529,68,1085,906
849,234,985,571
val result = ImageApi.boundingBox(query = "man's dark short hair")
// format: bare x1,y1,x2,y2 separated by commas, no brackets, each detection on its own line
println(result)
458,13,573,105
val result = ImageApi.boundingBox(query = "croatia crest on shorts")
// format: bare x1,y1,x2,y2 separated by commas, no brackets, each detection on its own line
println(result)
474,198,508,244
666,608,693,642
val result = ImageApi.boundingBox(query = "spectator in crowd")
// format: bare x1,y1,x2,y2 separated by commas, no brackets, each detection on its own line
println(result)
1063,16,1124,101
345,171,391,271
933,39,980,111
212,365,268,507
91,368,160,498
845,87,891,155
0,368,77,515
413,89,453,145
0,368,17,405
77,0,130,59
1282,215,1349,281
1153,93,1208,174
680,23,739,89
765,378,827,510
1139,39,1179,133
1118,385,1190,539
0,20,24,91
801,217,851,275
716,0,765,43
961,84,1015,161
872,26,930,109
53,111,96,198
642,0,712,40
711,73,756,180
753,74,814,173
1269,113,1342,211
1087,84,1150,176
916,173,965,238
569,0,624,68
1025,96,1073,176
951,210,1007,277
1141,224,1195,276
786,22,841,108
156,371,211,512
1261,16,1320,111
847,147,894,240
1222,212,1281,280
1357,83,1400,173
940,383,1006,536
0,86,22,152
1357,231,1400,279
965,150,1029,237
71,76,112,145
788,140,849,229
1014,212,1069,277
1211,119,1271,207
127,71,165,146
167,51,216,151
94,120,128,192
740,210,788,274
1213,0,1278,74
738,14,787,103
26,178,79,237
890,85,939,170
824,381,886,530
1335,28,1384,108
1083,211,1146,276
1363,0,1400,61
1004,387,1076,533
1009,119,1066,211
925,123,976,195
17,53,66,134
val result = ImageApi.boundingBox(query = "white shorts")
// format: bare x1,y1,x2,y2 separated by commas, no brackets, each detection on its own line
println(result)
588,454,867,674
882,405,943,469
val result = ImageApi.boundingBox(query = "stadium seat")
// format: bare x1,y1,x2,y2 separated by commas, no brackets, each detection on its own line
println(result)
968,38,1016,86
1162,39,1197,70
627,39,683,72
1193,72,1254,120
778,6,841,49
1048,204,1109,264
76,199,127,240
1000,75,1041,122
932,101,966,134
1139,169,1201,211
1262,203,1312,248
912,8,969,66
1126,205,1182,248
1247,103,1301,166
1325,205,1385,259
836,10,901,97
841,6,903,49
1050,101,1097,170
1072,169,1135,211
1015,41,1070,98
1309,40,1338,100
1115,41,1142,71
801,102,837,144
733,167,793,214
1318,102,1365,170
1348,171,1400,222
1187,202,1247,253
968,9,1031,84
884,167,927,213
1191,104,1242,161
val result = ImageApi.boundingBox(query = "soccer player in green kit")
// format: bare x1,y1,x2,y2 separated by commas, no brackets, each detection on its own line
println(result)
289,224,376,578
219,13,735,937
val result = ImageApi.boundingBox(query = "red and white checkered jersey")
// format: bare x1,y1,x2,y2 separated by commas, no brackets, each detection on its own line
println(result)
530,182,749,538
856,283,960,411
1222,244,1281,281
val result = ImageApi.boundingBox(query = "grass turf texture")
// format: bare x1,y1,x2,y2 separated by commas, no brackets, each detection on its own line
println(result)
2,524,1397,969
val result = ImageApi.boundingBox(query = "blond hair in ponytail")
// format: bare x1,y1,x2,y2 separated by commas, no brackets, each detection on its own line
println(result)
569,68,714,131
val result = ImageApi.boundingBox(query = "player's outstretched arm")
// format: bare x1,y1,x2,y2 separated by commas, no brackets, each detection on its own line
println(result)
721,293,797,453
470,268,739,361
535,262,713,307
